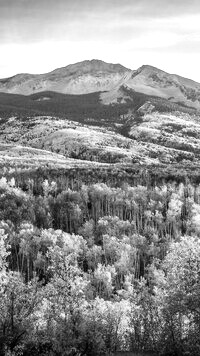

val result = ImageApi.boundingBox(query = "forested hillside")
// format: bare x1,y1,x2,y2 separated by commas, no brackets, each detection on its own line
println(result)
1,164,200,355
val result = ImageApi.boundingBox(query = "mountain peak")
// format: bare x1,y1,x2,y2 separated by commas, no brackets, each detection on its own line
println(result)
49,59,130,77
137,64,166,74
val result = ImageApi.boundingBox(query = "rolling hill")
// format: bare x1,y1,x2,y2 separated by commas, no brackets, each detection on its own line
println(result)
1,112,200,169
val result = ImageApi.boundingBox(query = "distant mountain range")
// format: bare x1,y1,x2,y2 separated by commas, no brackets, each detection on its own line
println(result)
1,59,200,110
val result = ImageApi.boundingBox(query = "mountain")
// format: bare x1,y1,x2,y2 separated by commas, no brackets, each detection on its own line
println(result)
128,65,200,108
101,65,200,109
0,60,130,96
1,60,200,110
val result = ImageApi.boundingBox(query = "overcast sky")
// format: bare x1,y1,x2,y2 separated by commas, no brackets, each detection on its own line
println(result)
1,0,200,81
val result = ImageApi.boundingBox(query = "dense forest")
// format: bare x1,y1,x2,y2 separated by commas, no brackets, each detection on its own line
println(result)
0,88,195,124
1,166,200,356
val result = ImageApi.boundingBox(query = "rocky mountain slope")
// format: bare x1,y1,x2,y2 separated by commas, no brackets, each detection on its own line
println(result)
101,65,200,109
0,60,130,96
1,60,200,110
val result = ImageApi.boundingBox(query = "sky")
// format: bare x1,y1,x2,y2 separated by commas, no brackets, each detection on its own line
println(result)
1,0,200,81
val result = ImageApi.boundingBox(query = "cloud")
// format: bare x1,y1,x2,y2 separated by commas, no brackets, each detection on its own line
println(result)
1,0,200,44
0,0,200,81
120,0,200,18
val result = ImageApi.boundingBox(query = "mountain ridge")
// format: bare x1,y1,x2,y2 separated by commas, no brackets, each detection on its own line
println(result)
1,59,200,109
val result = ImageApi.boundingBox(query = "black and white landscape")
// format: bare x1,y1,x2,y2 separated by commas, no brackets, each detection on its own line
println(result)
1,1,200,356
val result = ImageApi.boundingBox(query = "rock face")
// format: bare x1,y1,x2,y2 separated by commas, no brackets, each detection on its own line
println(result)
1,60,200,109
